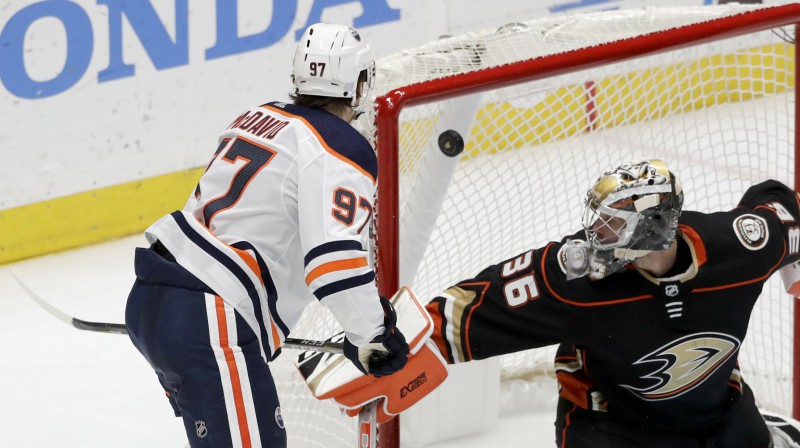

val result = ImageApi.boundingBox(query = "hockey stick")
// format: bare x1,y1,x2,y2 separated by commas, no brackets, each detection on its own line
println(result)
11,270,344,353
14,271,381,448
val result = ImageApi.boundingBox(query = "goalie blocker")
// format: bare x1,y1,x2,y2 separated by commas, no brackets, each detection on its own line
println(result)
295,287,448,422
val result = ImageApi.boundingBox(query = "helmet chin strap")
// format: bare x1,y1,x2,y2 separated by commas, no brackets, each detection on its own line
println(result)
351,99,365,121
350,74,373,121
351,93,369,121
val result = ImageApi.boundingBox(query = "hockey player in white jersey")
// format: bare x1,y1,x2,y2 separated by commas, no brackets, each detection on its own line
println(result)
125,23,409,448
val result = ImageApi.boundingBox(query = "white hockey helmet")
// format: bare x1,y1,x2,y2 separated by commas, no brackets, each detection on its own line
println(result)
292,23,375,107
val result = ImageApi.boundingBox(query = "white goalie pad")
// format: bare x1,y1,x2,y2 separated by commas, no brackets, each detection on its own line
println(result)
780,261,800,297
294,287,447,423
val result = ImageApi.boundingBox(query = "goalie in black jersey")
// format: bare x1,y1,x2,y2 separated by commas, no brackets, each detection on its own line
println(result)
425,160,800,447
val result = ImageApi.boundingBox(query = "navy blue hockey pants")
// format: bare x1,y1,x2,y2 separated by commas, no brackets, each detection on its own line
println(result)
125,247,287,448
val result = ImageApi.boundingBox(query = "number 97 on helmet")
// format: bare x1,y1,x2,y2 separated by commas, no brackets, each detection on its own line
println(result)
292,23,376,108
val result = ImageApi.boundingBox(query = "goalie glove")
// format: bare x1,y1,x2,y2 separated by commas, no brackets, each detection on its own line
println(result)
296,287,447,423
343,295,410,377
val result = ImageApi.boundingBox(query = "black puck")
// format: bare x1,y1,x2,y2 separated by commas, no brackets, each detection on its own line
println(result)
438,129,464,157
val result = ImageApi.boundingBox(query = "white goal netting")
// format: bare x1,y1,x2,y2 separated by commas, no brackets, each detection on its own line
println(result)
271,5,798,446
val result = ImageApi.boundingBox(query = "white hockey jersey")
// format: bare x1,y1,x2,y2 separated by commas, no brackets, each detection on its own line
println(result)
144,102,384,361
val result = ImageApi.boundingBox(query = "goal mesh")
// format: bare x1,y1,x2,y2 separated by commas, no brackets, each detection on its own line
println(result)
270,4,799,447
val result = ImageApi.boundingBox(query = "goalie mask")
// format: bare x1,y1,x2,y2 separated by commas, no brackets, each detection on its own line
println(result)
565,160,684,280
292,23,376,111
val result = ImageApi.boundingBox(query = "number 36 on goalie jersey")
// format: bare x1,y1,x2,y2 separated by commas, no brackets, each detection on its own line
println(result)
426,180,800,369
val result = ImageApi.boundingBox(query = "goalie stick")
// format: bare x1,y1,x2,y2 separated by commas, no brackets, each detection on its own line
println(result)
11,270,344,354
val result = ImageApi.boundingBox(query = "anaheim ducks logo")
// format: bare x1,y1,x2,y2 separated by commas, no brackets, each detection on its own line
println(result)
621,332,740,401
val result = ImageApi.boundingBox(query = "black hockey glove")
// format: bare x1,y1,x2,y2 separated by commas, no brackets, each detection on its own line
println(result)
343,295,410,377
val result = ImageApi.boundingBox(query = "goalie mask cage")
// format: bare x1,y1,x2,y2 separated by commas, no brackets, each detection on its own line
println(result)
269,4,800,447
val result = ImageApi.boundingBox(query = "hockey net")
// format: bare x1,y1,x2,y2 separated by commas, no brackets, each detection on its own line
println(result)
269,4,799,447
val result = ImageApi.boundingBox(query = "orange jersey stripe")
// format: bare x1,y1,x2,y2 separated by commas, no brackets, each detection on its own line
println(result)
269,317,281,352
194,217,264,285
262,105,377,185
557,371,591,409
540,244,653,306
215,296,253,448
560,403,578,448
305,257,368,286
229,245,263,285
195,217,281,351
679,224,707,266
458,281,492,361
426,301,450,363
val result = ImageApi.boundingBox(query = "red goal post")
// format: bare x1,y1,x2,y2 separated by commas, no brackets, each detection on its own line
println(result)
372,4,800,446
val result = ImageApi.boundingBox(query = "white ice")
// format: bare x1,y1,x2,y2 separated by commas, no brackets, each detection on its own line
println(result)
2,50,792,448
0,235,554,448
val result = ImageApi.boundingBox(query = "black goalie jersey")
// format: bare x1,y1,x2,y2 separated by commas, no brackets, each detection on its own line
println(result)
426,180,800,432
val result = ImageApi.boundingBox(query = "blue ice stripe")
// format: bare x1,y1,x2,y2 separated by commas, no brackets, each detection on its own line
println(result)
313,271,376,301
304,240,364,267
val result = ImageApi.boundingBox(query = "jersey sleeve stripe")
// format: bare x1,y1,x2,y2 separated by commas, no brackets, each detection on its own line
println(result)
264,105,377,185
231,240,290,339
305,257,368,286
426,297,454,364
172,212,276,359
304,240,364,266
541,243,653,306
228,244,263,285
227,241,288,353
456,282,491,362
439,292,464,363
313,271,376,300
679,224,707,266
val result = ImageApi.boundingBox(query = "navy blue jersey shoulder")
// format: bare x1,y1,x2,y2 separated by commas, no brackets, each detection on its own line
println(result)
266,102,377,181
